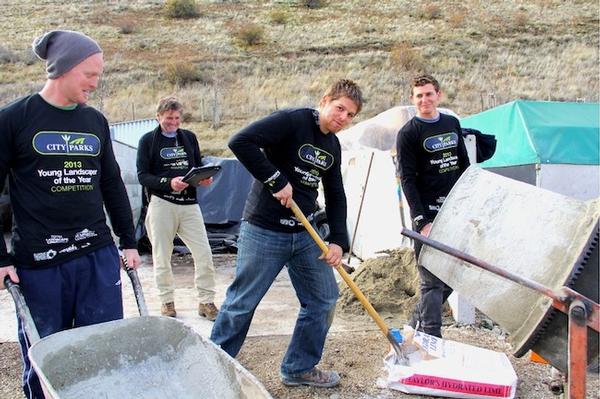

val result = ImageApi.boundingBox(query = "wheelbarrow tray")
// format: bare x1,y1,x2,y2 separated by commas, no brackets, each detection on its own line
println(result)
28,315,272,399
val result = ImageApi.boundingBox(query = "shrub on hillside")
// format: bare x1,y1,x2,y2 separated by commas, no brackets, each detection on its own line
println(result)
512,10,530,31
419,3,442,20
118,21,136,34
164,0,199,19
0,45,18,64
20,48,37,65
232,23,265,47
390,42,424,72
269,9,288,25
164,63,206,86
448,10,466,28
299,0,325,9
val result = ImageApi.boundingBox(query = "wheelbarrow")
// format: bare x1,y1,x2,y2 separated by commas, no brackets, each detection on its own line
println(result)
4,267,272,399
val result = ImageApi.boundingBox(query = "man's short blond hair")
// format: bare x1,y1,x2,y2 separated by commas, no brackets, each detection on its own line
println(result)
322,79,364,114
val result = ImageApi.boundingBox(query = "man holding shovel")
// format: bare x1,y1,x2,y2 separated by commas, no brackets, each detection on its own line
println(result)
396,74,470,338
0,30,140,399
211,79,363,388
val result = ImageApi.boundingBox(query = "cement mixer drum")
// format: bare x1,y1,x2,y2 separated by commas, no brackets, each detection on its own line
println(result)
420,166,599,372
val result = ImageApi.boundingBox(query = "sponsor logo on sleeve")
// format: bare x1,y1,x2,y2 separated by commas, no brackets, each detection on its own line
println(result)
423,132,458,153
33,132,101,156
264,171,281,188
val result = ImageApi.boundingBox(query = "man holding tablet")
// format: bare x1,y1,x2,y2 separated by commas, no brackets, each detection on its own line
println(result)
137,96,219,320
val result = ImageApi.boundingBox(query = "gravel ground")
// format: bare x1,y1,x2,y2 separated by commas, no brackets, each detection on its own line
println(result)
2,325,598,398
236,325,600,399
2,251,598,399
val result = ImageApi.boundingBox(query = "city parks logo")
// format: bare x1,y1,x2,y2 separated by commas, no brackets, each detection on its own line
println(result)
160,146,187,159
423,132,459,153
298,144,333,171
33,132,101,156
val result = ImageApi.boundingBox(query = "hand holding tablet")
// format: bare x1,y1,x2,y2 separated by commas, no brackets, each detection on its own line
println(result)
182,165,221,186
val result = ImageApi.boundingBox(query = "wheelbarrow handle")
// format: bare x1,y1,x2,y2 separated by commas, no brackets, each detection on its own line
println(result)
3,276,41,344
121,256,149,317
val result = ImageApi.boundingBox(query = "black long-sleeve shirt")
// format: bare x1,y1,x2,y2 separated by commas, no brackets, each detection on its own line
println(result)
0,94,136,268
396,113,470,230
136,127,202,205
229,108,349,250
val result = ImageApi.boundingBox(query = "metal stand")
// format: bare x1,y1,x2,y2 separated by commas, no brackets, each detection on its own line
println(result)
402,228,600,399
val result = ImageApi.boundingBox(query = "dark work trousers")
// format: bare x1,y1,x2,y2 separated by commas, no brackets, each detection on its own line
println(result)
409,227,453,338
15,244,123,399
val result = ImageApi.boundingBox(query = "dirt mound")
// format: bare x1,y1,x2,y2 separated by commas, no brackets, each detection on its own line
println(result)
338,248,420,322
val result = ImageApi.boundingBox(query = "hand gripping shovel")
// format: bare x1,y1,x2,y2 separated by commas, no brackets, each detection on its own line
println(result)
289,199,408,365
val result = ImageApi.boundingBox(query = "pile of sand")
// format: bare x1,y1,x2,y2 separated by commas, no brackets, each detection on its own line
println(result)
337,248,420,322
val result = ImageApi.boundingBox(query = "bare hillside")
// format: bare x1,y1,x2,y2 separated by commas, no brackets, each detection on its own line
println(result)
1,0,598,156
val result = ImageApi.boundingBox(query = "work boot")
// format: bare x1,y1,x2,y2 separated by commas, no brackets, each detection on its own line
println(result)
281,367,340,388
161,302,177,317
198,302,219,321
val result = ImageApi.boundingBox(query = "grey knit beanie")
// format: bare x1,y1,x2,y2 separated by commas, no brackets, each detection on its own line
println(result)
32,30,102,79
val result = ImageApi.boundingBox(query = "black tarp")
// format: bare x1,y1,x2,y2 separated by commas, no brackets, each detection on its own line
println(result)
136,156,253,254
196,156,253,227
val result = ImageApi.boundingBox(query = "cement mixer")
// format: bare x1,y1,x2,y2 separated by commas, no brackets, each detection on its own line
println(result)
402,166,599,398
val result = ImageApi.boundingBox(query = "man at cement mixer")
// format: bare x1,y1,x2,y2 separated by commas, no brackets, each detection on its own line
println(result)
211,79,363,388
0,30,141,398
395,74,470,338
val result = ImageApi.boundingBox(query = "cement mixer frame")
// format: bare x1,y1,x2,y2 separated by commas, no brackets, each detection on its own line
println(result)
402,227,600,399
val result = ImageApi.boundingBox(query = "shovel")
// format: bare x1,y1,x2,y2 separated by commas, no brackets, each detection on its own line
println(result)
289,199,408,365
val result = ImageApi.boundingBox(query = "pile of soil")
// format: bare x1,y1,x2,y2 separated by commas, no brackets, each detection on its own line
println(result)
337,248,420,322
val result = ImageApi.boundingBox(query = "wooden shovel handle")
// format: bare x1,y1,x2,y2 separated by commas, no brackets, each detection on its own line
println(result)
289,199,391,336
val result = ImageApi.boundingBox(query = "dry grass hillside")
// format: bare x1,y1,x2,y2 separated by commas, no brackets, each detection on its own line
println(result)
1,0,598,156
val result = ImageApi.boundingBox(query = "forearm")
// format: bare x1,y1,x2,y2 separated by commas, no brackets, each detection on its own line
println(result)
137,171,172,192
102,144,136,248
229,130,288,193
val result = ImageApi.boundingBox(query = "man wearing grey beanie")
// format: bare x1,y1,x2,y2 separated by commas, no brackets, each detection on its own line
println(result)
33,29,103,79
0,30,141,399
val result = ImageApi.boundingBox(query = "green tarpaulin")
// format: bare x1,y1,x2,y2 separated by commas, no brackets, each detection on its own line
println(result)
461,100,599,167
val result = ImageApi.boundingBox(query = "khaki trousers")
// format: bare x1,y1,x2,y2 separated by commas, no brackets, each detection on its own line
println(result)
145,196,216,304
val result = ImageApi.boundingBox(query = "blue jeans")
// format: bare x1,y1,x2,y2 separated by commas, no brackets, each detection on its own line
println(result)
16,244,123,399
210,221,338,376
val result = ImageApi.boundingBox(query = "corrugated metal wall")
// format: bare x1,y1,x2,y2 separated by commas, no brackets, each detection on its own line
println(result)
110,118,158,149
109,119,158,231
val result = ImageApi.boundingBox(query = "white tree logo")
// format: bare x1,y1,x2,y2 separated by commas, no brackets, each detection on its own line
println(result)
61,134,71,153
